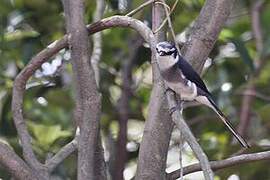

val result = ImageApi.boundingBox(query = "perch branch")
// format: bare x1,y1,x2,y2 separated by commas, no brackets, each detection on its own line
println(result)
166,91,214,180
161,0,214,179
167,150,270,179
136,2,173,179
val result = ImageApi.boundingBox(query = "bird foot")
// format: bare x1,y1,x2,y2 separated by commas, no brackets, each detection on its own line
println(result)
169,103,182,115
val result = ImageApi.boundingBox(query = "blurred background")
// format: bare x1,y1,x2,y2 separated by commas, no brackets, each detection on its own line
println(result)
0,0,270,179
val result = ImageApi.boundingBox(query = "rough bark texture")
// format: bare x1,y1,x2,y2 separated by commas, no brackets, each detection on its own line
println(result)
182,0,236,70
135,2,173,180
62,0,104,179
0,143,38,180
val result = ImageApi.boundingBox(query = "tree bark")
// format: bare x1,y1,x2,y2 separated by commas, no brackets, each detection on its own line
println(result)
61,0,104,179
0,143,39,180
135,2,173,180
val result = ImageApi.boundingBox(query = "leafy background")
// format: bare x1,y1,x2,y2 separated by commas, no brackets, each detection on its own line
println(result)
0,0,270,179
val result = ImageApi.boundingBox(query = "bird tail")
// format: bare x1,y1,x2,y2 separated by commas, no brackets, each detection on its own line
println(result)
207,97,250,148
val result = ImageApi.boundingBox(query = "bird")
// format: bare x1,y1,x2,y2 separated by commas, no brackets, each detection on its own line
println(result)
155,41,249,148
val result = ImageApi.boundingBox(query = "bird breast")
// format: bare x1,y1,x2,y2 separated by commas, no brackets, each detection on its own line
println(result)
157,59,198,101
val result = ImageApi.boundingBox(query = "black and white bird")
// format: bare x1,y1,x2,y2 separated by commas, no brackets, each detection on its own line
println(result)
156,41,249,148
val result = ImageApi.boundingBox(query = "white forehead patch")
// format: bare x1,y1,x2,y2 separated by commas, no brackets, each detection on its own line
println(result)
156,42,175,53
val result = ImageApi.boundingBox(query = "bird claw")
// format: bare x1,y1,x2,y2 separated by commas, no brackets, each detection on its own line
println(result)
169,103,182,115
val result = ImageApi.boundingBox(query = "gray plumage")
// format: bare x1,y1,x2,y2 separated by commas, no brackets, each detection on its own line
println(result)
156,41,249,148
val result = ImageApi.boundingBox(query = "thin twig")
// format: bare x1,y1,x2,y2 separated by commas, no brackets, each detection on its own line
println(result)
153,0,179,34
166,91,214,180
160,0,180,52
236,90,270,102
125,0,155,17
167,150,270,179
155,1,171,11
179,131,183,180
91,0,105,87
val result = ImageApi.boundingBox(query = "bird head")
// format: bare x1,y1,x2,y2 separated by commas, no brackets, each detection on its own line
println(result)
156,41,177,57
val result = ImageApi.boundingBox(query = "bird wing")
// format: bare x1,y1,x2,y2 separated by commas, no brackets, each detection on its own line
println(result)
177,56,210,95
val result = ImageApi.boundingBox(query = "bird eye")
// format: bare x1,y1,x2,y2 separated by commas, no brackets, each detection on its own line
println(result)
156,47,159,52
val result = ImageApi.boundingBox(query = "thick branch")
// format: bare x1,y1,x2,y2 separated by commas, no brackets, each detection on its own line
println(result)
182,0,236,70
11,36,67,178
62,0,102,179
167,150,270,179
0,143,38,180
136,2,174,180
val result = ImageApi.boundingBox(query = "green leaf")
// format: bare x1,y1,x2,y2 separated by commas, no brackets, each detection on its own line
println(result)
28,122,72,147
219,29,234,41
231,38,255,72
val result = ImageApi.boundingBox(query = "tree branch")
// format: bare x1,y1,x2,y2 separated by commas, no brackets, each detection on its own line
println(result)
11,33,67,179
62,0,102,179
167,150,270,179
90,1,107,179
182,0,236,71
125,0,155,17
166,91,214,180
237,0,265,137
252,0,264,56
91,0,105,87
136,2,174,179
46,138,77,172
0,143,38,180
114,35,143,180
